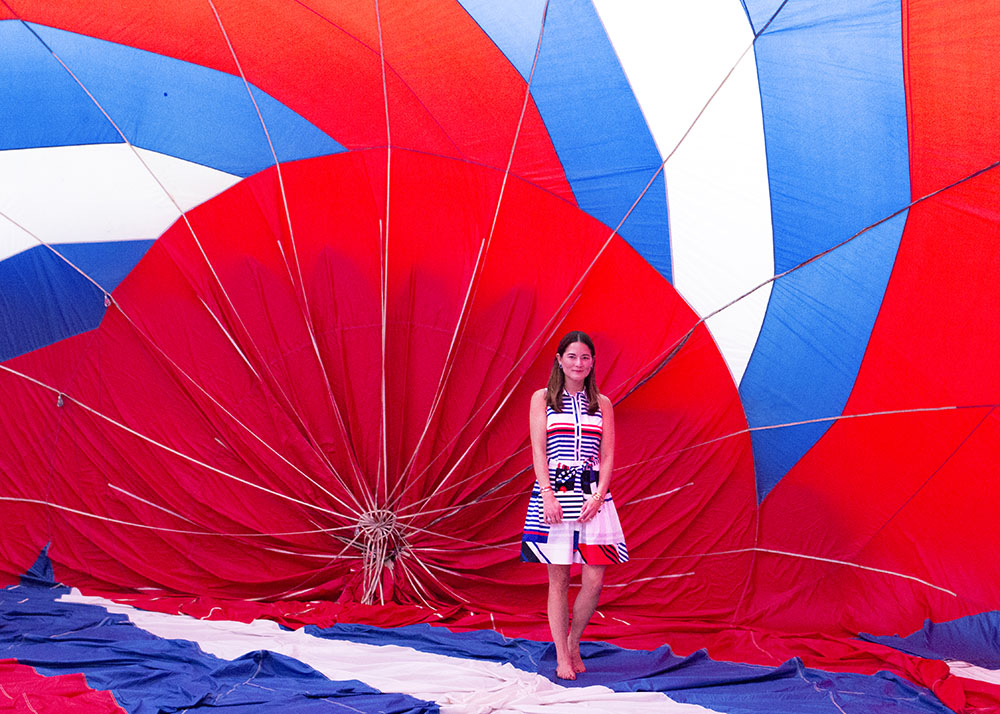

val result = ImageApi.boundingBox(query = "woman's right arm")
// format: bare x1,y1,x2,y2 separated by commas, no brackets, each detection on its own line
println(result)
530,389,562,524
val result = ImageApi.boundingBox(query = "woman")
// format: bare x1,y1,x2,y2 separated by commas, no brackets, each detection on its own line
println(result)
521,330,628,680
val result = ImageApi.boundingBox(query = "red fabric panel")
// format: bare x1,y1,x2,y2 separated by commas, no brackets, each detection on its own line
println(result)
5,0,574,201
0,660,125,713
749,0,1000,637
0,150,755,628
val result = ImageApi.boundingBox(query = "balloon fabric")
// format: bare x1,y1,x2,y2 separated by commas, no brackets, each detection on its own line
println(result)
2,1,999,712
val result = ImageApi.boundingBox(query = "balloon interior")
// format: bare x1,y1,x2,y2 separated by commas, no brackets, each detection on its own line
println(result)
1,1,998,712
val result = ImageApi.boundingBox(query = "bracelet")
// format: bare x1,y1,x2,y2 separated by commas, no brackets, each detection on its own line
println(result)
590,492,604,501
539,485,554,494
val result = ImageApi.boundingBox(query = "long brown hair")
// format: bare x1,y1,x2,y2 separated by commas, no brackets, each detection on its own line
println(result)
545,331,600,414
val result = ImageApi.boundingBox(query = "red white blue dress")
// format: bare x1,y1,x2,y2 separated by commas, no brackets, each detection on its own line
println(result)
521,390,628,565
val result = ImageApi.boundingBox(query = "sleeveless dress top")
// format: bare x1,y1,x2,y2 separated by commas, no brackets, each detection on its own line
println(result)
521,390,628,565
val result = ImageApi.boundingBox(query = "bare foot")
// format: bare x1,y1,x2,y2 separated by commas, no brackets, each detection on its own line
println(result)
555,660,577,680
567,636,586,673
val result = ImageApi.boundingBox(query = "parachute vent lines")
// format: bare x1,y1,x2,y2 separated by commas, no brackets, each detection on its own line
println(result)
354,507,407,606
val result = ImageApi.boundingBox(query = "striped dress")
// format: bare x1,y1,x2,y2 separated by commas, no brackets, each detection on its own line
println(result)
521,390,628,565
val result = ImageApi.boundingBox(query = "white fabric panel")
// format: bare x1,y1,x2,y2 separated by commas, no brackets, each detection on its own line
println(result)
948,661,1000,685
593,1,773,385
62,590,720,714
0,144,241,261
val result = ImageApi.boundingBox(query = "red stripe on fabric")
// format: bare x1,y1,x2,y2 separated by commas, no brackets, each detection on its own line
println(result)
577,543,621,566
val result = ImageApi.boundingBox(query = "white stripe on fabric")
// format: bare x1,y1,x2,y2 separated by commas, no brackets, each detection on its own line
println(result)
0,144,240,261
593,1,773,385
948,661,1000,686
61,590,720,714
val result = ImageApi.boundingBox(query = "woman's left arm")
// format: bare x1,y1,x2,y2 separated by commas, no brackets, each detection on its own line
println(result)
579,394,614,522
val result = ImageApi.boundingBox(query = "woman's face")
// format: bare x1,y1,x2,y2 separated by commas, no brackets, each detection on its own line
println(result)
558,341,593,383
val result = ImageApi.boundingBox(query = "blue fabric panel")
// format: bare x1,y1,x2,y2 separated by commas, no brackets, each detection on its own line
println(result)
0,566,437,713
737,0,910,499
20,545,57,587
314,622,953,714
0,241,153,361
741,0,785,34
0,21,122,147
742,213,907,498
1,21,345,176
861,613,1000,670
459,0,672,281
456,0,547,81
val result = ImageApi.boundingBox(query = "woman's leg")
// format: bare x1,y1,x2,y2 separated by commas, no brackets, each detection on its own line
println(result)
546,564,574,679
567,564,606,673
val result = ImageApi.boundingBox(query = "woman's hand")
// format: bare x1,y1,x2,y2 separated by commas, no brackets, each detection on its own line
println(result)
578,492,604,523
542,491,563,524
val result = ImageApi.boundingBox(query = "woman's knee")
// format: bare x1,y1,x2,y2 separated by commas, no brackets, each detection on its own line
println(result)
580,564,606,590
547,564,572,589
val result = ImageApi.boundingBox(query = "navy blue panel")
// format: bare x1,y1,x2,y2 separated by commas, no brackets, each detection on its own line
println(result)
0,240,153,361
861,613,1000,670
20,545,59,588
2,21,345,176
737,1,910,498
459,0,672,281
0,562,437,714
742,213,907,498
314,622,953,714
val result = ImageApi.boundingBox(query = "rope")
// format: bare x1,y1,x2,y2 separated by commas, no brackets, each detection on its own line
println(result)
374,0,391,507
603,573,694,588
624,546,956,597
206,0,373,512
614,403,999,474
355,507,403,605
378,3,803,507
0,495,353,539
613,156,1000,404
4,4,367,516
0,364,352,521
389,0,552,505
390,292,582,510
